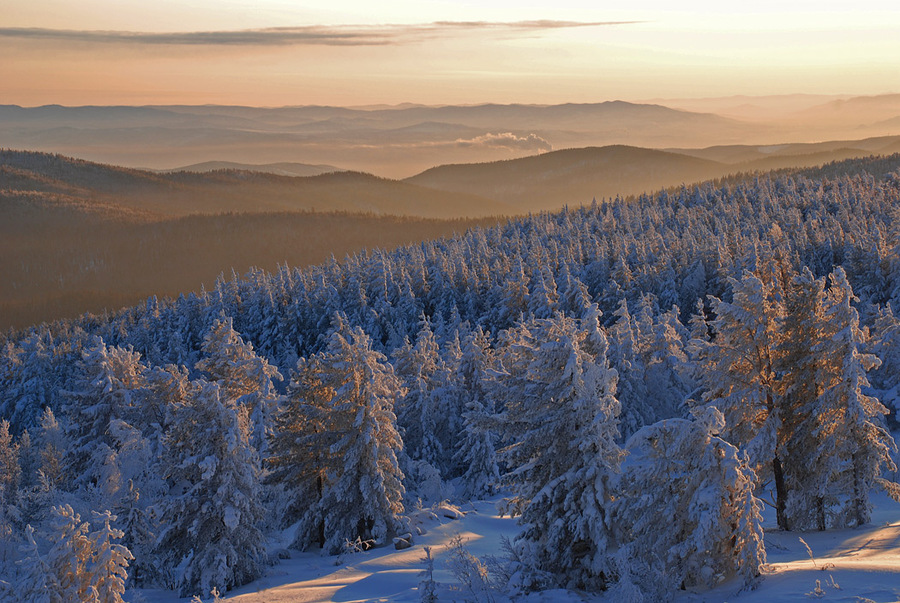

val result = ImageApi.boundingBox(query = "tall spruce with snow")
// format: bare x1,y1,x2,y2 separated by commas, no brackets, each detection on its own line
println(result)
295,317,407,554
870,303,900,425
45,504,98,601
610,407,765,596
195,317,283,456
15,524,55,602
87,510,133,603
32,407,69,503
496,313,623,592
267,355,343,542
155,380,265,597
644,306,691,420
15,506,133,602
0,419,20,509
817,268,897,525
0,419,21,576
63,337,147,502
608,299,652,437
779,268,832,530
452,326,501,498
392,318,451,475
700,270,791,529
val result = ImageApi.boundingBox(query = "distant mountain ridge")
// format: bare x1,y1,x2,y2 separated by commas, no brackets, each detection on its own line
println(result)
0,100,757,178
159,161,344,177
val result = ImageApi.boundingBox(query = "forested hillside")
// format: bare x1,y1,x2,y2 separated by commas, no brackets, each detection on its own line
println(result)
2,154,900,599
0,149,506,329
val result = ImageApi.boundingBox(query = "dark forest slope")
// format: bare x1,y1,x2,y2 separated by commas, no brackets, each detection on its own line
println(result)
406,145,730,211
0,150,512,218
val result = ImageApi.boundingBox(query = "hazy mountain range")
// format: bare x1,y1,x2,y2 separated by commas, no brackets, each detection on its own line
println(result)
4,94,899,178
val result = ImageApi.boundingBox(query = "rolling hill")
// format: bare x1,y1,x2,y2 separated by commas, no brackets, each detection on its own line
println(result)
0,150,512,218
406,145,732,211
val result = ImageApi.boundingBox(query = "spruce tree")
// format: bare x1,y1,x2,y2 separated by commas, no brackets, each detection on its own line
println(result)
701,271,791,529
155,380,265,597
290,316,407,554
611,407,765,593
195,316,283,456
496,313,623,591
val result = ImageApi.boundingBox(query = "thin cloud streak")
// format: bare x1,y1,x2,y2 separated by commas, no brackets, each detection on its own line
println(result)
0,21,640,47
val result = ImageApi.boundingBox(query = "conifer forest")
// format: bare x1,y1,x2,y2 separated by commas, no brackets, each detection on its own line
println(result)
3,154,900,600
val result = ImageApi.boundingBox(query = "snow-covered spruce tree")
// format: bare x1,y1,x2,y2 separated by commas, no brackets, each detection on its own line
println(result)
155,379,265,597
778,267,832,530
195,316,283,456
292,315,407,554
15,507,133,603
608,298,652,438
0,419,21,582
267,354,344,543
610,407,765,597
0,419,20,508
62,337,147,499
816,267,897,526
494,311,623,592
869,302,900,426
643,304,692,423
452,325,501,498
15,524,56,603
391,317,451,475
87,510,134,602
32,407,69,505
44,504,96,601
700,270,791,529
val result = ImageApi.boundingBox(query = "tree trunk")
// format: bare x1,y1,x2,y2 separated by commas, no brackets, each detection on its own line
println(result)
773,455,790,530
816,496,826,531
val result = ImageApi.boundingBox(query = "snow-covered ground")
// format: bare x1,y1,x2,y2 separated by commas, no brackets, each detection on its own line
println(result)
677,490,900,603
131,490,900,603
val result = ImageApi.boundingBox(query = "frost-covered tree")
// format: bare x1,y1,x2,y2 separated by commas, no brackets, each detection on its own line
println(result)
267,354,344,542
392,318,451,474
62,337,147,509
608,298,652,437
700,270,790,529
45,504,96,601
16,524,55,603
0,419,20,508
195,316,283,455
643,305,691,423
815,268,897,526
0,420,21,583
87,510,133,602
298,317,407,554
869,303,900,426
610,407,765,596
452,326,501,498
15,507,133,603
779,267,832,530
495,313,623,592
155,380,265,597
33,407,69,505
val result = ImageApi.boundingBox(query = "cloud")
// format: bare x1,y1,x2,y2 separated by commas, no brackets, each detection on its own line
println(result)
455,132,552,152
0,21,639,47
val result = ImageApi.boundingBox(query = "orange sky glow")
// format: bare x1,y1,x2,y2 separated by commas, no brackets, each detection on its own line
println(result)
2,0,899,106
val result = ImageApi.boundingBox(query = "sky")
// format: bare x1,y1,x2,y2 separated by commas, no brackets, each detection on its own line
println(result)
2,0,899,107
